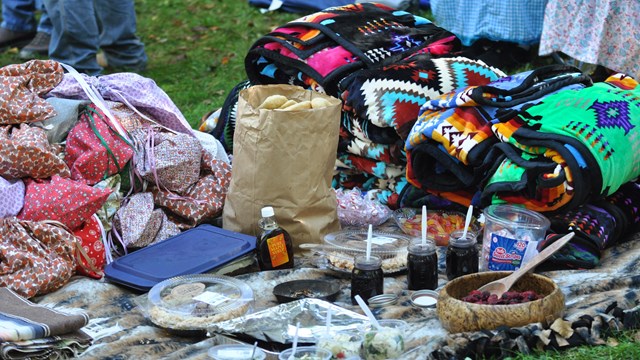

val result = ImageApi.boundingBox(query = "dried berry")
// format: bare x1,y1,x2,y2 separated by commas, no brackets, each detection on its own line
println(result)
461,289,544,305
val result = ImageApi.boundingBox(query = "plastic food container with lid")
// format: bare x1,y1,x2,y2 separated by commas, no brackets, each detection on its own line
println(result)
147,274,254,334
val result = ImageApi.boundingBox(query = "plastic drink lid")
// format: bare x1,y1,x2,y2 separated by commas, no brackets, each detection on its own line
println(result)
408,240,436,255
261,206,275,217
354,255,382,269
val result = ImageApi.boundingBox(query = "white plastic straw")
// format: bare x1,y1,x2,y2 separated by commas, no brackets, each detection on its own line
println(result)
366,224,373,261
288,321,301,360
354,295,382,330
421,205,427,246
325,306,333,335
251,341,258,359
462,205,474,240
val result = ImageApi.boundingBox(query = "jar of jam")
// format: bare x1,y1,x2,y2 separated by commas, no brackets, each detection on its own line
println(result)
446,230,479,280
350,255,383,305
407,240,438,290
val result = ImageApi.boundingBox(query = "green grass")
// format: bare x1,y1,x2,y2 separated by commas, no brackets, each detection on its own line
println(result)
1,1,639,358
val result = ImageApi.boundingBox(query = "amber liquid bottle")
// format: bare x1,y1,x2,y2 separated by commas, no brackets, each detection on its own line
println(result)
256,206,294,270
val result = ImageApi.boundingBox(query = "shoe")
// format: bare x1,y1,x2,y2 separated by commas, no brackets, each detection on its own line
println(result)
18,32,51,59
0,27,35,48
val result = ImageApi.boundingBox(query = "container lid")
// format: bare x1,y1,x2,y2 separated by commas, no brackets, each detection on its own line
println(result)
448,229,477,248
104,225,256,291
323,230,410,258
148,274,253,331
208,344,266,360
368,293,399,308
410,290,438,308
483,204,550,230
408,240,436,255
261,206,274,218
354,255,382,270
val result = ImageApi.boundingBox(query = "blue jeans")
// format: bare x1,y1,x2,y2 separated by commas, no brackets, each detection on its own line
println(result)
43,0,147,75
1,0,52,34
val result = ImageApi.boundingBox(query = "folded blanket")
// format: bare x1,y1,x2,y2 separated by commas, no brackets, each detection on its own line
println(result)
245,3,459,95
0,287,89,342
485,74,640,212
0,330,91,360
405,65,592,207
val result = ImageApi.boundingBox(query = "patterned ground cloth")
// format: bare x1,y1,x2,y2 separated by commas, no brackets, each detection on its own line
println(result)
31,221,640,359
538,0,640,80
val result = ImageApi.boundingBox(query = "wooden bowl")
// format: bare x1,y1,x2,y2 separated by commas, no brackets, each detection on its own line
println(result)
437,271,565,333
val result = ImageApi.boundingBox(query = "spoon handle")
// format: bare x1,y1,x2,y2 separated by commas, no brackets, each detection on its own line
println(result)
502,232,575,290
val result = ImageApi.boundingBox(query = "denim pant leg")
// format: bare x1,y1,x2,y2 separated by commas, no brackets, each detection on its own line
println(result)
1,0,37,32
43,0,101,75
96,0,147,70
36,0,52,34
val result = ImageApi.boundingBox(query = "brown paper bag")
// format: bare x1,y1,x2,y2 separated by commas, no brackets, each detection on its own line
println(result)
223,84,341,249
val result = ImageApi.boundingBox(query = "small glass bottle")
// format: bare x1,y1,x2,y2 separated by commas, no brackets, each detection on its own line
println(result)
445,230,479,280
256,206,294,271
350,255,383,305
407,240,438,290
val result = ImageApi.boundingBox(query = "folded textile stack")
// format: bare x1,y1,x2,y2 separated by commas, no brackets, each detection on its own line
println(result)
0,60,232,298
0,287,92,359
406,64,594,210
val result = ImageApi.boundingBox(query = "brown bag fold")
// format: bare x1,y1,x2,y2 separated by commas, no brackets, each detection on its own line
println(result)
223,84,341,249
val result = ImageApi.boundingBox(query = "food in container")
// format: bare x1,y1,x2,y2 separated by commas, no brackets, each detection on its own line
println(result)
278,346,332,360
147,274,253,333
481,205,550,271
407,239,438,291
445,229,479,280
315,331,363,359
393,208,478,246
208,344,266,360
272,279,341,304
320,230,411,274
362,319,407,360
350,255,383,305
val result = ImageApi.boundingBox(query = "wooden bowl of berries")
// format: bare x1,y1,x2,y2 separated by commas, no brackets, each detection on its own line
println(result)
437,271,565,333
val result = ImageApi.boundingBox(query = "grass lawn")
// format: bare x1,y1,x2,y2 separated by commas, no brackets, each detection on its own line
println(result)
1,1,638,358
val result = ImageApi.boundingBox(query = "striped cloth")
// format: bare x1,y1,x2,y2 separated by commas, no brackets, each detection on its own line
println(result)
0,287,89,342
430,0,548,46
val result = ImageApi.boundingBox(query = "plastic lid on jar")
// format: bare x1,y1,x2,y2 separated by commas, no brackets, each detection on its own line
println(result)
448,229,477,248
354,255,382,270
261,206,275,218
408,239,436,255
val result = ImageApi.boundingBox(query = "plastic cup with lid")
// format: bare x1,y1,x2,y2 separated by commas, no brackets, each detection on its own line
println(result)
278,346,332,360
208,344,266,360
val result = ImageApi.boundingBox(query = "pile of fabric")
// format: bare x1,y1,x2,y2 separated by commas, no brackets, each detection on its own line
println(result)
0,60,232,303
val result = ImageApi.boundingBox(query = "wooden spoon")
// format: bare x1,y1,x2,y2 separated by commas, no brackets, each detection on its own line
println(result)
477,232,575,297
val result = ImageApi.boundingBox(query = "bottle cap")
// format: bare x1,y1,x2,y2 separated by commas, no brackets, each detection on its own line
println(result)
261,206,275,218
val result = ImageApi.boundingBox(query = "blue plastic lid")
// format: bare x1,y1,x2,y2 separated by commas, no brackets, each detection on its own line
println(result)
104,225,255,291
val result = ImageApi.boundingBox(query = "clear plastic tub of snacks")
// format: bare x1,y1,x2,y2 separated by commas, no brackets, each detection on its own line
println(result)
319,230,411,275
147,274,253,334
393,208,480,246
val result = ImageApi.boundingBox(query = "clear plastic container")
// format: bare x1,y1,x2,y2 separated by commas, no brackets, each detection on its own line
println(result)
481,205,550,271
208,344,266,360
147,274,253,332
278,346,332,360
361,319,407,360
315,331,363,360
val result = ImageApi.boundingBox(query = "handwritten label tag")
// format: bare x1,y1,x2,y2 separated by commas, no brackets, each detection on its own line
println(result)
193,291,229,307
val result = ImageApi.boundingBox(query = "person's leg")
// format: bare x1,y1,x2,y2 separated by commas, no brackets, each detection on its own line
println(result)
96,0,147,71
0,0,37,47
1,0,37,32
35,0,52,34
43,0,102,75
18,0,52,58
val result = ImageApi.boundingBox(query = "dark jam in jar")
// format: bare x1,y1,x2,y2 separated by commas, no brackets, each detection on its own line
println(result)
351,255,383,305
407,241,438,290
445,230,479,280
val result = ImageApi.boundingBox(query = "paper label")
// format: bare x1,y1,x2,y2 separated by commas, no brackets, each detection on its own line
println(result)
193,291,229,307
267,233,289,267
371,236,395,245
488,233,527,271
170,282,205,300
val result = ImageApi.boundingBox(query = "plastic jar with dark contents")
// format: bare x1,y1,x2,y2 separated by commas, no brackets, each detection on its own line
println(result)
407,240,438,290
350,255,383,305
445,229,479,280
